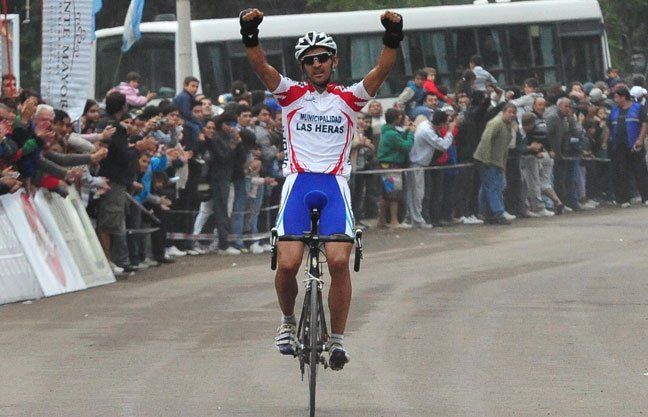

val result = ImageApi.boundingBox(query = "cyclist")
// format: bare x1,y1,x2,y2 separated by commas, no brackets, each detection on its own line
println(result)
240,7,404,370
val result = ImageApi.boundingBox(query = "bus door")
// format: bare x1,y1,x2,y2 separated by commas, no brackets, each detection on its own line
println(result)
228,39,286,91
558,20,605,83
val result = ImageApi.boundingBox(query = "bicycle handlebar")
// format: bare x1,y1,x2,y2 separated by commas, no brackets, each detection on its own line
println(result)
278,234,355,244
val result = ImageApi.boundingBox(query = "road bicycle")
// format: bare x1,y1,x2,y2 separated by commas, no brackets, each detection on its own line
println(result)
270,191,363,417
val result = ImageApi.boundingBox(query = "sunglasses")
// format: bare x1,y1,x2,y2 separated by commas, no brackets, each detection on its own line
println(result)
301,52,333,66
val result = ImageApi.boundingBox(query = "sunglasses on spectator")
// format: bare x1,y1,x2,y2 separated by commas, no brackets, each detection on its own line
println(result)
301,52,333,66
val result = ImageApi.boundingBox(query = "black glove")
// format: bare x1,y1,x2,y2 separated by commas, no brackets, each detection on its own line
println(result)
239,9,263,47
381,13,404,49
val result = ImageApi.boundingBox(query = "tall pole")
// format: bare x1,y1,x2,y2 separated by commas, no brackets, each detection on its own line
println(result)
176,0,193,92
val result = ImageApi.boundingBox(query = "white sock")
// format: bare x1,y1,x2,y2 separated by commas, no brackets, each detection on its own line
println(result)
282,314,296,325
330,333,344,347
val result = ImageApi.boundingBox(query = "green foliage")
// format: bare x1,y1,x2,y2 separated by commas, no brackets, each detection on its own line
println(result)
599,0,648,74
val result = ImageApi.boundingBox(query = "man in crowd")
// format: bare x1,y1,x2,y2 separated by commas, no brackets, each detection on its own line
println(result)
396,69,428,120
545,97,584,211
173,76,201,121
608,86,648,207
473,103,517,225
96,92,155,274
469,55,498,92
405,110,454,228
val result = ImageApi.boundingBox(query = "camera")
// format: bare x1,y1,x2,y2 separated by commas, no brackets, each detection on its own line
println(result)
155,117,168,129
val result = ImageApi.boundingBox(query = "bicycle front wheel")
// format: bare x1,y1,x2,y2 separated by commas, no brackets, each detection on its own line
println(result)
308,284,320,417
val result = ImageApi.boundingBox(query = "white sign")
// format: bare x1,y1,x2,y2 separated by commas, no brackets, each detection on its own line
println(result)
41,0,94,120
0,191,86,297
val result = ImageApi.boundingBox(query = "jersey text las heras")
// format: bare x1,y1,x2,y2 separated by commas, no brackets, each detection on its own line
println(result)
272,75,373,178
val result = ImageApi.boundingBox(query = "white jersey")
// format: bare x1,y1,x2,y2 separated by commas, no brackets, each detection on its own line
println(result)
272,75,373,178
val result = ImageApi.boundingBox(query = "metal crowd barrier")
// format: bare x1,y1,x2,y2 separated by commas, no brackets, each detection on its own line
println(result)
124,156,613,244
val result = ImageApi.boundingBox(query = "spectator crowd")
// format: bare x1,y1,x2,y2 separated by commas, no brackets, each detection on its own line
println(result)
0,53,646,277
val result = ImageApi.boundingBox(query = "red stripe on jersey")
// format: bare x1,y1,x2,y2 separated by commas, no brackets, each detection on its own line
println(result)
286,107,305,173
276,83,313,107
327,84,367,112
331,111,353,175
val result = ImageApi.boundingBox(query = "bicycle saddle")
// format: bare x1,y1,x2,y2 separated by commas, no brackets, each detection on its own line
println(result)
303,190,328,211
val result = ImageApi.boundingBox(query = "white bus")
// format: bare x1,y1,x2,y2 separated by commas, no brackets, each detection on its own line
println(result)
91,0,611,101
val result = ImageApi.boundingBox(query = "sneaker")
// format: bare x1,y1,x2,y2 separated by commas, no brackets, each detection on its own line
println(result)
503,211,517,221
109,262,124,275
328,342,350,371
156,255,176,264
389,222,412,229
586,199,600,208
414,221,433,229
577,202,595,211
166,246,187,257
261,243,273,253
620,202,631,208
207,241,220,253
192,245,207,255
219,246,241,256
250,241,265,254
485,216,511,225
131,262,149,270
643,201,648,207
185,249,200,256
630,196,642,204
525,211,541,218
275,322,297,355
465,215,484,225
535,208,555,217
143,258,160,267
457,216,468,224
563,205,574,213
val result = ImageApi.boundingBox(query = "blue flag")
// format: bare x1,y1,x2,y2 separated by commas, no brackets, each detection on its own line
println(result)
121,0,145,52
91,0,102,40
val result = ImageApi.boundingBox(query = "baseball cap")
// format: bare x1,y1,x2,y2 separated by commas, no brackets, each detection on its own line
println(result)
630,86,647,100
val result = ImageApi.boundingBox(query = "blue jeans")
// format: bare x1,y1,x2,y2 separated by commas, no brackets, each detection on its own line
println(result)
478,164,505,218
230,179,247,249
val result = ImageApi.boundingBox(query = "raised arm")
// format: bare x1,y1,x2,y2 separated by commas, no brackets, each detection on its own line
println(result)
240,8,281,92
363,11,404,97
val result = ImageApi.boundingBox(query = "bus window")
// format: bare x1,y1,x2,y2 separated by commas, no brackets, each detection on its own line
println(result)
508,26,532,69
351,35,406,96
477,28,506,84
450,29,477,76
562,36,603,83
95,33,175,99
410,31,451,87
532,25,558,84
197,42,230,100
350,36,383,80
227,39,286,93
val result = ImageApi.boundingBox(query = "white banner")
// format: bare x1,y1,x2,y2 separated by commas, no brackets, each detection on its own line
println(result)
0,204,43,305
41,0,94,121
0,191,86,297
43,188,115,288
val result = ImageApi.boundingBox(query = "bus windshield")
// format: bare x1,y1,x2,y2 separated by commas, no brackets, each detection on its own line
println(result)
95,33,176,99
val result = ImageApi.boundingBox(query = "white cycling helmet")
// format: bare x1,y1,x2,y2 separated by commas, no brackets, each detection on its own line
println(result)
294,31,337,62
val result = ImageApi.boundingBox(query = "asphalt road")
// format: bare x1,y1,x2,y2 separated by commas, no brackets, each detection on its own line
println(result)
2,207,648,417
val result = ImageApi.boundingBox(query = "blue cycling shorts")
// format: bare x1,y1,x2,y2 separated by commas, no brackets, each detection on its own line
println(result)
275,173,355,237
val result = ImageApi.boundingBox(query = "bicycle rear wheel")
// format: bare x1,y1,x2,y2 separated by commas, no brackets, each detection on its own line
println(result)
308,284,320,417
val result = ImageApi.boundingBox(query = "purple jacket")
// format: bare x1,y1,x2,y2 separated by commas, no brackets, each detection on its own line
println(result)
115,82,148,107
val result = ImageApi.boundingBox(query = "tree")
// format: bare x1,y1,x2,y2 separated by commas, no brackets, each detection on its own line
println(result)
599,0,648,75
